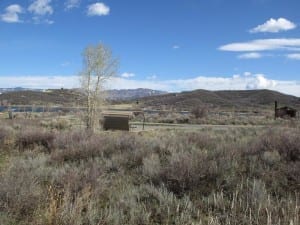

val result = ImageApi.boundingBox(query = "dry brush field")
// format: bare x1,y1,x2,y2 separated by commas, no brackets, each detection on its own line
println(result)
0,115,299,225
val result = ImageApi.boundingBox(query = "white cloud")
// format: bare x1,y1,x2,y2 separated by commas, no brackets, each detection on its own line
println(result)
246,74,276,89
286,53,300,60
219,38,300,52
243,72,252,77
65,0,81,10
106,78,170,91
0,76,79,89
1,4,23,23
147,75,157,80
173,45,180,49
1,74,300,97
107,74,299,97
28,0,53,16
238,52,262,59
87,3,110,16
121,72,135,78
61,61,71,67
250,18,296,33
32,16,54,24
45,19,54,24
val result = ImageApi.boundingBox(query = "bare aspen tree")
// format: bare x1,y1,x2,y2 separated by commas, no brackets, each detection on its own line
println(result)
80,43,118,131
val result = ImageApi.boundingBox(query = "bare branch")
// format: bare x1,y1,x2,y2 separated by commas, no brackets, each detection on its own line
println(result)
79,43,118,132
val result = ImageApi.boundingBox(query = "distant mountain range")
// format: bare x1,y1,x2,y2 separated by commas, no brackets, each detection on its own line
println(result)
0,88,299,111
106,88,167,100
0,87,43,94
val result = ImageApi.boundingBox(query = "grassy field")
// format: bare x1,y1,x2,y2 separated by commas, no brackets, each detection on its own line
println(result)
0,113,299,225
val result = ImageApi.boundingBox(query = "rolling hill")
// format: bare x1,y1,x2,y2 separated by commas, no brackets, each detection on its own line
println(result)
140,89,300,110
0,88,299,112
0,88,165,106
0,89,85,106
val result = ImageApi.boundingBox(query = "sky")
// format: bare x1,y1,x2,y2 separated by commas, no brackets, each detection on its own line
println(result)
0,0,300,96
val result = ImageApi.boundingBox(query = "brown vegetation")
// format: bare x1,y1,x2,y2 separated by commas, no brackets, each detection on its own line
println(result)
0,117,299,225
141,89,300,110
0,89,85,106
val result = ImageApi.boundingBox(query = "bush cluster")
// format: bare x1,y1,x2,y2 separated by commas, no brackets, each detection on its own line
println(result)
0,122,299,225
16,128,55,152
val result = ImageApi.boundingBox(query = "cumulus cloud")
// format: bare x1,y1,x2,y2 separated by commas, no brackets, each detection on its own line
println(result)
245,74,276,89
87,3,110,16
250,18,296,33
1,73,300,97
65,0,81,10
157,74,276,92
107,74,300,97
219,38,300,52
286,53,300,60
28,0,53,16
27,0,54,24
121,72,135,78
238,52,262,59
1,4,23,23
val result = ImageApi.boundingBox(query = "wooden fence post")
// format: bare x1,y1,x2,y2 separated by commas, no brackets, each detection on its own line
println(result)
8,110,13,120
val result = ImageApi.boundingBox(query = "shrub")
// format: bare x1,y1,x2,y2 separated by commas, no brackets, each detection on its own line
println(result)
191,106,208,119
0,128,8,144
51,135,105,163
0,123,299,225
0,126,14,147
0,155,47,220
245,128,300,162
16,128,55,152
241,127,300,194
90,183,198,225
51,158,106,194
41,119,71,130
143,153,161,179
201,179,299,225
157,149,223,196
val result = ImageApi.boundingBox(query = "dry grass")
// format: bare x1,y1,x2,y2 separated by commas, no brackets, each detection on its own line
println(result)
0,117,299,225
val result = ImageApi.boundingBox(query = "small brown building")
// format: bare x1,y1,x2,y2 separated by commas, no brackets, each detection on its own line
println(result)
275,101,297,119
101,112,132,131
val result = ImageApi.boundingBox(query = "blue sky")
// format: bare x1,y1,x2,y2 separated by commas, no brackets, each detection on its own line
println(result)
1,0,300,96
